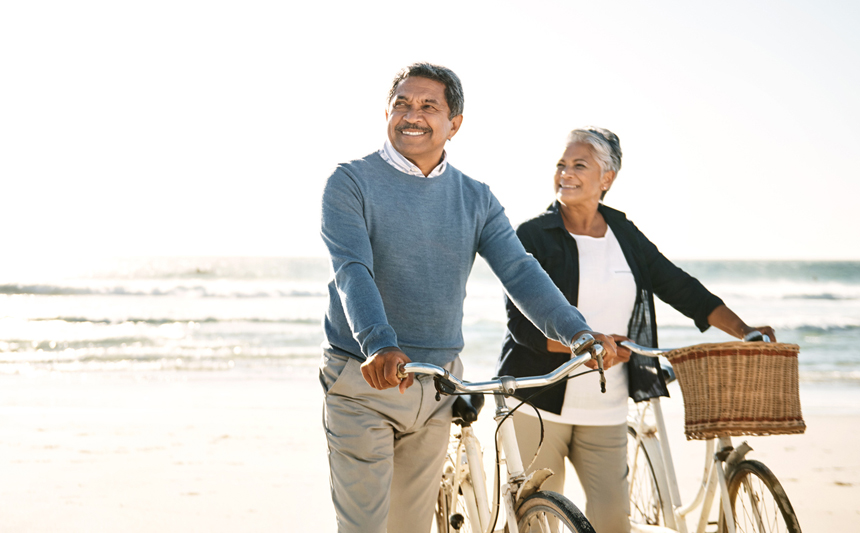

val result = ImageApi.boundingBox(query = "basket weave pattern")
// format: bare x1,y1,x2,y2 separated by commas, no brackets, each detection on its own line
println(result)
664,342,806,441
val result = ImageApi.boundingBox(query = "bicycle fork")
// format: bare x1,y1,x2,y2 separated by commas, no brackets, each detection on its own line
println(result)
712,439,755,533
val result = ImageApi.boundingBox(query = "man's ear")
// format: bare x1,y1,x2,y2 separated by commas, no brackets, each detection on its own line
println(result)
385,109,389,121
447,115,464,141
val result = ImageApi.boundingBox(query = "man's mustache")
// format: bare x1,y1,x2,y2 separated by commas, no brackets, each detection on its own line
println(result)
396,122,432,134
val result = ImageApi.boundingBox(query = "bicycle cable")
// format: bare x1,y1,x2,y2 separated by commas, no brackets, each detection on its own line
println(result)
482,368,599,533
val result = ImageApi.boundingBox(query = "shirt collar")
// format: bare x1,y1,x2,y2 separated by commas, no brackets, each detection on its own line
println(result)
538,201,613,232
379,139,448,178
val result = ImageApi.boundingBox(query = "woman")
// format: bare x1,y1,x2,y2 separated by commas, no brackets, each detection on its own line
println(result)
496,127,775,533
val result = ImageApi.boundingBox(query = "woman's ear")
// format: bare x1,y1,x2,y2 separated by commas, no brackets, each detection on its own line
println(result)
601,170,617,191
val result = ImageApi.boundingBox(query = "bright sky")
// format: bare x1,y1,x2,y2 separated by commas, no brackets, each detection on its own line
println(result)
2,0,858,260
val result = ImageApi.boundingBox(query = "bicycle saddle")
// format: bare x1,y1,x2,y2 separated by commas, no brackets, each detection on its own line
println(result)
452,394,485,426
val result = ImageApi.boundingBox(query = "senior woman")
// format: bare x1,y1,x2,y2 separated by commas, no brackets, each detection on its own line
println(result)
496,127,775,533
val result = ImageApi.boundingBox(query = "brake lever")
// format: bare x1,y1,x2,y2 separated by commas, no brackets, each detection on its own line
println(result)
433,375,458,401
595,345,606,393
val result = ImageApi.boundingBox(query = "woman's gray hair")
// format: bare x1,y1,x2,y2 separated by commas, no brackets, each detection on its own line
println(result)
566,127,622,175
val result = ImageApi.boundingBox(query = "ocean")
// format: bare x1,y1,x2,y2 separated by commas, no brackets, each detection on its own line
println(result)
1,257,858,384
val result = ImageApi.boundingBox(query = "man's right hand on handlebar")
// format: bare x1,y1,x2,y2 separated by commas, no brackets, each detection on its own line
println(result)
573,331,622,370
361,347,414,393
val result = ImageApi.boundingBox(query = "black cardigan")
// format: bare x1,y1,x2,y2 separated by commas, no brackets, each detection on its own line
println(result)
496,202,724,414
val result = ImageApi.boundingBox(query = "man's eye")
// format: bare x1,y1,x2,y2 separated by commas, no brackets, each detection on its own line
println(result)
556,163,565,169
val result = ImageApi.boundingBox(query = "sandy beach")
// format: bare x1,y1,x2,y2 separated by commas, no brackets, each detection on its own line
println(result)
1,365,857,533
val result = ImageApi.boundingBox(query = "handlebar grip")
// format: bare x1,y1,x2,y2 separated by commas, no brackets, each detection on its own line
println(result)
571,333,596,356
743,330,771,343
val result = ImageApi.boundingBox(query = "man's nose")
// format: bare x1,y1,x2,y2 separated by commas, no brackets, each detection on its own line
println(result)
404,105,423,121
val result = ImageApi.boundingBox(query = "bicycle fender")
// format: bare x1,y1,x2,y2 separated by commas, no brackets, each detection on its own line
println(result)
516,468,553,507
725,440,753,472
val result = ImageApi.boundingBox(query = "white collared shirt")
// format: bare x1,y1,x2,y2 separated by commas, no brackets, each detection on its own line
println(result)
379,139,448,178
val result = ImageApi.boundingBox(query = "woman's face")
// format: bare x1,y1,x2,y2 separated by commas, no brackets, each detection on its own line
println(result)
553,142,613,208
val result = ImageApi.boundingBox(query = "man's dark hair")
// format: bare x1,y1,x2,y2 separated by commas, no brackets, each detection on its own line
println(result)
387,63,464,119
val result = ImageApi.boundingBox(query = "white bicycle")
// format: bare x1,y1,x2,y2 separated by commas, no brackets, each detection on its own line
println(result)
398,333,608,533
622,336,802,533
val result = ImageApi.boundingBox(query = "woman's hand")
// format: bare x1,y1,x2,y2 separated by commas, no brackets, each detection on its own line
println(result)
610,334,632,364
708,304,777,342
742,325,777,343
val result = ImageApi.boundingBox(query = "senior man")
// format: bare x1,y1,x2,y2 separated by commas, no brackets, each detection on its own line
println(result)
319,62,619,533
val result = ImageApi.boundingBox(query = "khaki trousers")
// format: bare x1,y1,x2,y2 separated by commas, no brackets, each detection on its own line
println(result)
513,411,631,533
320,350,462,533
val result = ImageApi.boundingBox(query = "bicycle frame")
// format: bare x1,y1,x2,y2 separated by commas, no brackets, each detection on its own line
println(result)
443,390,567,533
404,334,604,533
454,424,492,532
628,394,757,533
494,392,529,533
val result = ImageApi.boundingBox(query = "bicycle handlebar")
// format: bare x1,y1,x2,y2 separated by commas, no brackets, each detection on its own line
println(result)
620,330,771,358
397,333,606,396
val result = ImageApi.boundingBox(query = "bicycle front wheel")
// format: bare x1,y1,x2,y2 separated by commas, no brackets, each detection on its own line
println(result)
515,490,596,533
627,425,664,527
723,460,801,533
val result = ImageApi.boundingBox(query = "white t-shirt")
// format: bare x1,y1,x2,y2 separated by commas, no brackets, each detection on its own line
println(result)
515,225,636,426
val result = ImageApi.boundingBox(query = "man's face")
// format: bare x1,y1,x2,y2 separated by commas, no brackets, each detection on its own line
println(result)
386,76,462,173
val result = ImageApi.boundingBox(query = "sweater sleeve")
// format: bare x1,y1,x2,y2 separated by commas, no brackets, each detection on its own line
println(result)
631,221,724,331
478,193,590,347
504,225,558,351
320,168,398,358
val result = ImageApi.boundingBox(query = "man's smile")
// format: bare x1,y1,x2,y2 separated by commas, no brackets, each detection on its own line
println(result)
396,123,432,136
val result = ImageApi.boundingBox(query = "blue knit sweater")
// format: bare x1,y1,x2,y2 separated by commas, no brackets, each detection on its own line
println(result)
320,152,590,366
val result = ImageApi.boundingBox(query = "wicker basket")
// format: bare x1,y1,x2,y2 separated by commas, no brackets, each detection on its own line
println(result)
664,342,806,441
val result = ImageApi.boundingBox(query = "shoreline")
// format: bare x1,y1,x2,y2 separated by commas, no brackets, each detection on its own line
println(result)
1,369,858,532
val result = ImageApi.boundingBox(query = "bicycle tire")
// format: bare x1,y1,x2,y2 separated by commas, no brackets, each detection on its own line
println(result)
721,459,801,533
627,425,664,527
515,490,596,533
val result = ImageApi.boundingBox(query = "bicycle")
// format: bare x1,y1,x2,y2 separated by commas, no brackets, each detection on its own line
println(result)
622,335,804,533
398,333,608,533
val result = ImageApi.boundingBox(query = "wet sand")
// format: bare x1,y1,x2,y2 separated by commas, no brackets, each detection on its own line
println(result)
0,369,857,532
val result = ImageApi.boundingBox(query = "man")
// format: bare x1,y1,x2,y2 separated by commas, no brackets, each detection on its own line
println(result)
319,62,619,533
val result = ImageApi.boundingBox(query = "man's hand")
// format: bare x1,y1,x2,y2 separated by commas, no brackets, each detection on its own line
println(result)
573,331,621,370
361,348,414,393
